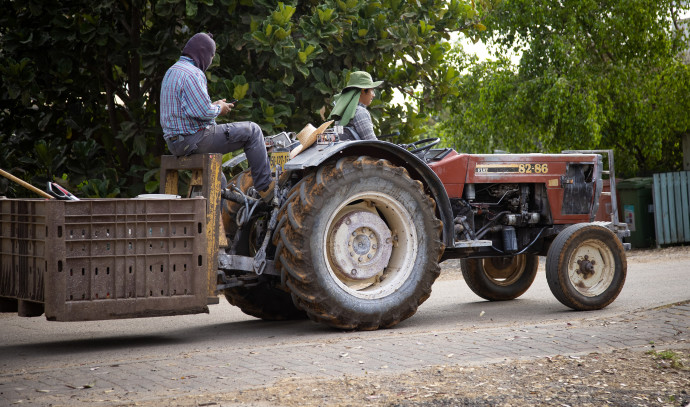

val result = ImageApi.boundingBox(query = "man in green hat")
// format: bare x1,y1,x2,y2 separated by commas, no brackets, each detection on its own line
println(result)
328,71,383,141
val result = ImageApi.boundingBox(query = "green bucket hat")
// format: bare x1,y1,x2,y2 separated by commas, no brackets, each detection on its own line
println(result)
344,71,383,90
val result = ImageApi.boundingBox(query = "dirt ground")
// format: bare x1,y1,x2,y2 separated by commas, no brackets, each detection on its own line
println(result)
150,246,690,407
147,344,690,407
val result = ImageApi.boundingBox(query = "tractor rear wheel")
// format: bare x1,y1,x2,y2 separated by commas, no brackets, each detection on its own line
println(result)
224,282,306,321
461,254,539,301
222,169,305,321
274,156,444,330
546,223,626,310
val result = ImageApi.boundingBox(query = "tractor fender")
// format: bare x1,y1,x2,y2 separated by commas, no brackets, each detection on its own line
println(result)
284,140,454,247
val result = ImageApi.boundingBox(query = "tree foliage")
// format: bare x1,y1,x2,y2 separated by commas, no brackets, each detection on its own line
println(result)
0,0,491,197
436,0,690,177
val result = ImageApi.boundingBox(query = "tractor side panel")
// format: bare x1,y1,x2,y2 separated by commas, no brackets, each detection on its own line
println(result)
431,153,599,224
427,150,468,198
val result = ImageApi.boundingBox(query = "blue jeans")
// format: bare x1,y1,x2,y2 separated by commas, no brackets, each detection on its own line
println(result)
166,121,272,191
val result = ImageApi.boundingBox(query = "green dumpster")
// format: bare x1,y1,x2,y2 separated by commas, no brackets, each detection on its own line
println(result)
617,177,655,248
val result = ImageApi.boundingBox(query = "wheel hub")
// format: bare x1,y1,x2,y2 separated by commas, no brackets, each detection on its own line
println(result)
328,210,393,280
576,255,596,278
352,232,373,256
486,257,521,278
568,239,616,297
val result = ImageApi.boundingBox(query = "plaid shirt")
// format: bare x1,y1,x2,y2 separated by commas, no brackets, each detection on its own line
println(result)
160,56,221,139
348,103,377,140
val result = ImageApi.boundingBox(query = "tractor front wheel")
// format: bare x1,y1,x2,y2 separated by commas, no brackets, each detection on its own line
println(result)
546,223,626,310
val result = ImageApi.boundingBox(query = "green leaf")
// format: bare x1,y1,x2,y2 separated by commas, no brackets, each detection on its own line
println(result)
251,31,269,46
296,64,309,77
297,44,316,64
186,0,198,17
419,21,435,35
272,27,290,42
271,3,296,26
37,113,53,131
282,70,294,86
314,82,331,94
233,83,249,100
317,8,335,24
145,180,160,193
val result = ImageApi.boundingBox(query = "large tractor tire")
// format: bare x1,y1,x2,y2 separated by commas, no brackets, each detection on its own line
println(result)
461,254,539,301
222,169,306,321
224,282,306,321
273,156,444,330
546,223,627,310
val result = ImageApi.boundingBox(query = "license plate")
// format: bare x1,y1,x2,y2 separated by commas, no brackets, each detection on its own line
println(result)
269,151,290,172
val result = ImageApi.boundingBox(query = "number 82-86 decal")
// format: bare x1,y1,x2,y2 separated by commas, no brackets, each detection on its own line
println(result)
475,163,549,174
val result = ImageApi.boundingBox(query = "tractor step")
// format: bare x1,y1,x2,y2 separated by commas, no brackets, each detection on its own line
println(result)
453,239,494,249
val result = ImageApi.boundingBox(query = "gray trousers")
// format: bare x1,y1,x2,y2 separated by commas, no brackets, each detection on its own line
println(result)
166,122,272,191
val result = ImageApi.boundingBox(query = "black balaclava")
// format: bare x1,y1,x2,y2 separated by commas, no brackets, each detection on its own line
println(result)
182,33,216,71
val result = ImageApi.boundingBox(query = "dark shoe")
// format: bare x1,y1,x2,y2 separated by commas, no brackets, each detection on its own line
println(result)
258,180,275,202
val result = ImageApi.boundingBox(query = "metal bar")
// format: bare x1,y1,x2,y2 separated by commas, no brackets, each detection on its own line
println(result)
673,172,684,242
653,174,664,245
217,253,278,275
606,150,620,226
668,173,678,243
661,173,672,244
453,240,494,248
680,171,690,242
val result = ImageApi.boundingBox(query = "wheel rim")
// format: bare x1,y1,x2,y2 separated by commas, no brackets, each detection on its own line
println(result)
481,255,527,286
324,192,417,299
567,238,615,297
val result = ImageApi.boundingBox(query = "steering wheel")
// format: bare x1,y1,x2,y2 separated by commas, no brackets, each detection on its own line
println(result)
406,137,441,155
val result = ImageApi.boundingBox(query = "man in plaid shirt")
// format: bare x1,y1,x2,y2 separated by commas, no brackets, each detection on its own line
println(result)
160,32,272,193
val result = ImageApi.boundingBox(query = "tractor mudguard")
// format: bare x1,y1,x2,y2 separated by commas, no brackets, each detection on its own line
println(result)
285,140,454,247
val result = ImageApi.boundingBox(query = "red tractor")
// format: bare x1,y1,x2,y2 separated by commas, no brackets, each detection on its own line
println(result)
216,130,630,330
0,128,629,328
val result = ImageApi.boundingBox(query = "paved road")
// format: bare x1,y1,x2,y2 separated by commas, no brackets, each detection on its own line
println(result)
1,254,688,406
